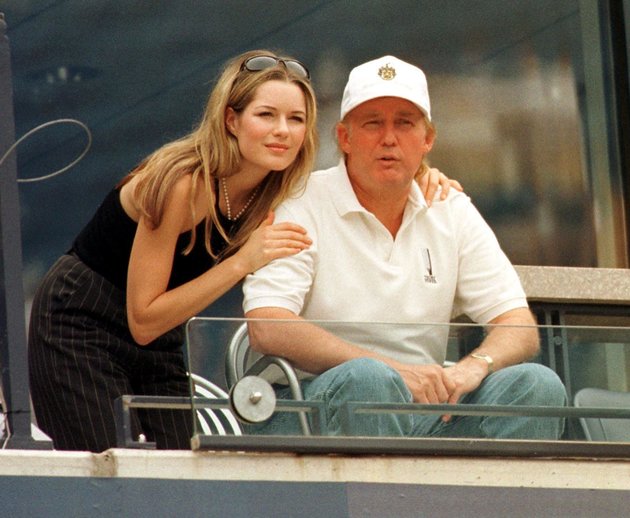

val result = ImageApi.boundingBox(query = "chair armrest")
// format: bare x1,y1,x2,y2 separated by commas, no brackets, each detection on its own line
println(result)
243,355,310,435
244,355,305,401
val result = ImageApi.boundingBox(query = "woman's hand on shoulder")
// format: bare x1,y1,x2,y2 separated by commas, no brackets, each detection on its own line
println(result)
234,211,312,273
417,167,463,207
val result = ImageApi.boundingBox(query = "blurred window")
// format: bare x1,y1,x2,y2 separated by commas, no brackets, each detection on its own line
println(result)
3,0,627,309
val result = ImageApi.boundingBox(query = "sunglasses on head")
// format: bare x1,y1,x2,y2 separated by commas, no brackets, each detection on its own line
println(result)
241,55,310,79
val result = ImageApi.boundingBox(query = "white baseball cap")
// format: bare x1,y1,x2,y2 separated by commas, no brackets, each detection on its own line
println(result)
340,55,431,121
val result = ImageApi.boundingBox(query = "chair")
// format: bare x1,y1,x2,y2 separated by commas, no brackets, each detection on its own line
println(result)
225,323,311,435
223,323,459,435
190,372,242,436
573,387,630,442
114,373,241,447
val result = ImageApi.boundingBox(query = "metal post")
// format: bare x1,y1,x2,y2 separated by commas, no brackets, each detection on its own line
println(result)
0,12,51,449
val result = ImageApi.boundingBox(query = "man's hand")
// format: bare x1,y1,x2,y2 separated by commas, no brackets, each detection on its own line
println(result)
396,357,488,423
434,308,539,422
397,364,456,404
440,359,489,422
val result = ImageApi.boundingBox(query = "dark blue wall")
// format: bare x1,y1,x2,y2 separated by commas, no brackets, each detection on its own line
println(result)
2,477,629,518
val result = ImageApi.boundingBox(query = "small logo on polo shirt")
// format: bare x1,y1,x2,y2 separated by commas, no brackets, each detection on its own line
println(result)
422,248,437,284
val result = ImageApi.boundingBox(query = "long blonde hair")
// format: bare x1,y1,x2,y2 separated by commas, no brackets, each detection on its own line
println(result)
120,49,318,259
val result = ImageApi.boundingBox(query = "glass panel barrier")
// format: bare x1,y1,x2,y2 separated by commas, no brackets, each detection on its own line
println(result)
183,317,630,457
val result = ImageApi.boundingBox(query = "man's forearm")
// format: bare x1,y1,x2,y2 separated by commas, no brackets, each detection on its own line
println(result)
245,307,407,375
246,307,469,404
466,307,539,373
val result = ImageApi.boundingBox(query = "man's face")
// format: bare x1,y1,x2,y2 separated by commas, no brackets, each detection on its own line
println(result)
337,96,434,199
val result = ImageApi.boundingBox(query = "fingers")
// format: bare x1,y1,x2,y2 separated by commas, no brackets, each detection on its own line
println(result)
437,172,450,200
419,168,464,205
270,221,309,234
441,387,464,423
239,217,312,272
266,240,310,255
440,178,464,200
418,388,448,405
433,377,451,403
423,169,441,207
267,227,312,246
408,365,452,404
450,179,464,192
256,217,311,249
257,223,312,263
267,223,311,249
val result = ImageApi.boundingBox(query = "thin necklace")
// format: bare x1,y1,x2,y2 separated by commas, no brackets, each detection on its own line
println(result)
220,177,259,221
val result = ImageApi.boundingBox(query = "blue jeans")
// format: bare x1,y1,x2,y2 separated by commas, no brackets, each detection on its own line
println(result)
248,358,567,440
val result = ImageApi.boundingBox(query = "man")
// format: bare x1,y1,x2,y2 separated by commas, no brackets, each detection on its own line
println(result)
243,55,566,439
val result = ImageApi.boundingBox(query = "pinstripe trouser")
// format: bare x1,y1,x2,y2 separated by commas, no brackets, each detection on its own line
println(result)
28,253,193,452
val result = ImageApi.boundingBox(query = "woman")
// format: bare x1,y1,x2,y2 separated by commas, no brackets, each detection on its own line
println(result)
28,50,457,452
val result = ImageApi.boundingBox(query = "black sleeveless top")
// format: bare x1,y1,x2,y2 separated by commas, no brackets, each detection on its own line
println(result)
71,188,240,291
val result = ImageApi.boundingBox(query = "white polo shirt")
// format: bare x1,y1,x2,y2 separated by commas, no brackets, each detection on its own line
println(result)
243,160,527,366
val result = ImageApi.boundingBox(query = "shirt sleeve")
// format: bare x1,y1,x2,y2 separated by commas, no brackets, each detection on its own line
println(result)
451,194,528,323
242,203,318,315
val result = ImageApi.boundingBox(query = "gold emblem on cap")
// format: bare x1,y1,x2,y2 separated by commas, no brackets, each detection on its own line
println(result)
378,64,396,80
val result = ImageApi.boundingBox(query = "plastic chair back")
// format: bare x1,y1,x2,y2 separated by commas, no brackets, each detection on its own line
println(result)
574,387,630,442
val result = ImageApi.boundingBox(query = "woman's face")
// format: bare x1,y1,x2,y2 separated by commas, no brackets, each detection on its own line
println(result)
226,80,307,176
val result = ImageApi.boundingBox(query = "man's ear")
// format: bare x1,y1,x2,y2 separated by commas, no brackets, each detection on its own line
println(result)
225,107,238,136
423,128,435,153
336,122,351,154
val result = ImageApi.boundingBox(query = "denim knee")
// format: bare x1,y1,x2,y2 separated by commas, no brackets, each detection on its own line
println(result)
338,358,410,402
468,363,567,439
498,363,567,406
305,358,412,436
343,357,397,379
305,357,410,404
